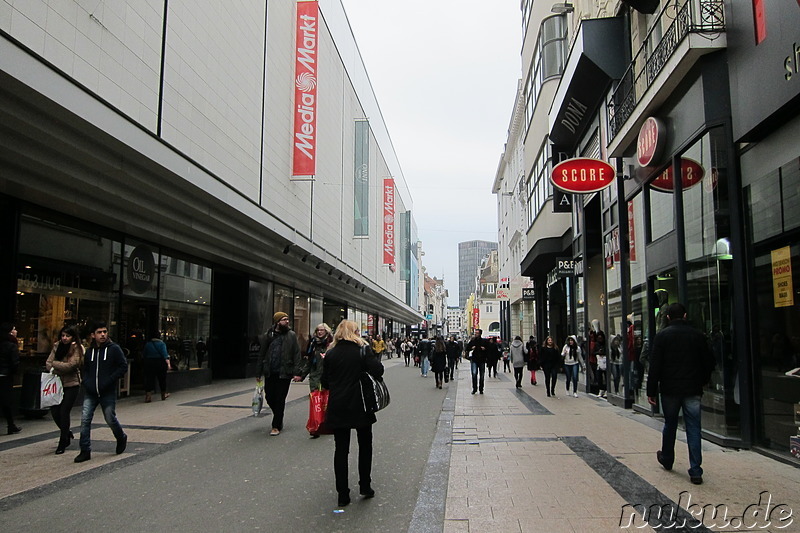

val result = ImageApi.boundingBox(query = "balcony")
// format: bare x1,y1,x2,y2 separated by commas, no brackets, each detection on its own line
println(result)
607,0,725,157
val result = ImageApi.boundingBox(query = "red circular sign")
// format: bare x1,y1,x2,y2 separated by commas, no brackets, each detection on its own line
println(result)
650,158,704,192
637,117,665,167
550,158,615,194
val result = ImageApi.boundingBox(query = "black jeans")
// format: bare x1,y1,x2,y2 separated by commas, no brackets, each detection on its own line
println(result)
333,426,373,496
264,375,292,430
513,367,524,387
143,358,168,393
0,376,15,428
542,365,558,394
50,385,80,447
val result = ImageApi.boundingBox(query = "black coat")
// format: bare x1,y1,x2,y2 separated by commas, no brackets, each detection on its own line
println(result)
646,319,715,398
321,340,384,429
430,349,447,372
0,336,20,376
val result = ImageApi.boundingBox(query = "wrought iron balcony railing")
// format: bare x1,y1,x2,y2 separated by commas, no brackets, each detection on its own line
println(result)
607,0,725,140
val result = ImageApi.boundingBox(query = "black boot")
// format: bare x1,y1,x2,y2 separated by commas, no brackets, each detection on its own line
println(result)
7,424,22,435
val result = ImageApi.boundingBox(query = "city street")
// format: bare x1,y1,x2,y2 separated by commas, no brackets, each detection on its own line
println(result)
2,357,800,532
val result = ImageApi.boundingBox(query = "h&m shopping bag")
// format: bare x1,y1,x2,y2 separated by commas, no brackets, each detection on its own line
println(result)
40,371,64,408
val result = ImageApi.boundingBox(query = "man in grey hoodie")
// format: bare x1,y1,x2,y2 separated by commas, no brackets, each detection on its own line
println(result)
74,321,128,463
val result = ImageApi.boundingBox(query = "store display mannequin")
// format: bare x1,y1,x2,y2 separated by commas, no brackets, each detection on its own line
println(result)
587,319,605,394
655,289,669,332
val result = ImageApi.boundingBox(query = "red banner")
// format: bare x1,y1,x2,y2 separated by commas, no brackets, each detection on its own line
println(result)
292,1,319,177
472,308,480,330
383,178,396,268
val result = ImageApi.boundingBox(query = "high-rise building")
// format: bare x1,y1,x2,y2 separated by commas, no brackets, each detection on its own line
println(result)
458,240,497,308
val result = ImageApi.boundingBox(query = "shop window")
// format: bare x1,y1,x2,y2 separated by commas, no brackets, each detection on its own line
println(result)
681,127,739,439
294,291,310,349
648,184,674,242
16,215,120,361
159,252,211,370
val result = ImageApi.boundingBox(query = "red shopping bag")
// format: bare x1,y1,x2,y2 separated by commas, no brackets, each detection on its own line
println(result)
306,389,331,435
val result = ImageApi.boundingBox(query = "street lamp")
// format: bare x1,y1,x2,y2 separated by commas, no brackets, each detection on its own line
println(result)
551,2,574,14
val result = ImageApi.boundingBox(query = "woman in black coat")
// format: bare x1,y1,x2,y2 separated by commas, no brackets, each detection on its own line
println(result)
539,336,561,398
0,322,22,435
430,336,448,389
321,320,384,508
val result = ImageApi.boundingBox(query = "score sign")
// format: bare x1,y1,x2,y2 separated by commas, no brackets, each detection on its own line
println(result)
651,158,704,192
637,117,666,167
550,158,615,194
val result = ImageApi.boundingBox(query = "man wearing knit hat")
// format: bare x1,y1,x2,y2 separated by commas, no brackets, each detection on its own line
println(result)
256,311,303,436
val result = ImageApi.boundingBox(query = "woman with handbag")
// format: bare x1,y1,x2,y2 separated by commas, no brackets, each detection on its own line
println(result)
430,336,448,389
46,326,84,454
321,320,384,507
300,323,332,438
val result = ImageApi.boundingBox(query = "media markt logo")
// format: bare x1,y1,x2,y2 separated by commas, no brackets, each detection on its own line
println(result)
619,491,793,530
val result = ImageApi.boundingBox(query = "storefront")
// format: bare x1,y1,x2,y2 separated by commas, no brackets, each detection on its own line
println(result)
727,0,800,462
12,208,213,392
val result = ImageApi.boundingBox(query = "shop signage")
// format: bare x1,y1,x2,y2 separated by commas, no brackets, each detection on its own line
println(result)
291,0,319,178
472,308,480,329
496,287,510,301
637,117,666,167
522,288,535,300
556,258,575,277
650,158,704,192
605,228,620,269
128,245,155,294
550,158,615,194
772,246,794,308
628,200,637,262
383,178,395,269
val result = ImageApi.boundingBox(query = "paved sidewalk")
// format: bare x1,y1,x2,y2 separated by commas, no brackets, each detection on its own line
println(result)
0,377,310,502
443,366,800,533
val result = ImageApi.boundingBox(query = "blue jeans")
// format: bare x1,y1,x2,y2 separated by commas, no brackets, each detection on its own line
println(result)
79,390,126,452
564,364,579,392
421,357,430,376
659,394,703,478
470,361,485,392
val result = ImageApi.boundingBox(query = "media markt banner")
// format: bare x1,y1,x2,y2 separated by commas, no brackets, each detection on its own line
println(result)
772,246,794,308
292,0,319,178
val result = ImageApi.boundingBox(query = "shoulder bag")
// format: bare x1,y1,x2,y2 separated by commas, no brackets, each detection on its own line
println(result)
359,345,390,412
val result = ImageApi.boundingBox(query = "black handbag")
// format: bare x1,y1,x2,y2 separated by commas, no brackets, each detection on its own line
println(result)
359,345,390,412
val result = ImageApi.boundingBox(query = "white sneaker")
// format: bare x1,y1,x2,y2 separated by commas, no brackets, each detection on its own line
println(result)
573,392,578,398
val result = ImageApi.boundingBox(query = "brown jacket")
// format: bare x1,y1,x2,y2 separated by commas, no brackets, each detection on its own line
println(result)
46,342,84,388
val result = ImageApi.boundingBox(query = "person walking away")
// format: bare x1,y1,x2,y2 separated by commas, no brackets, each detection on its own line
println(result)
526,336,540,385
509,336,526,388
74,321,128,462
561,335,585,397
401,338,414,367
609,334,623,394
466,329,489,394
430,336,448,389
371,335,386,362
502,343,511,373
46,326,84,453
486,338,501,378
417,335,432,377
300,323,332,438
445,335,461,382
647,303,715,485
595,331,608,398
142,332,171,403
540,336,560,397
321,320,384,507
195,337,207,368
0,322,22,435
256,312,303,436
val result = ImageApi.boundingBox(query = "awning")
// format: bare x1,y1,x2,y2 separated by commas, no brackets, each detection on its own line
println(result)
520,231,572,278
549,18,627,150
621,0,659,15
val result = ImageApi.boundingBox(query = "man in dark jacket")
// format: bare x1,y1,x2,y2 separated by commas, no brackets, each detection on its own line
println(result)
256,312,303,436
466,329,490,394
75,321,129,463
647,303,715,485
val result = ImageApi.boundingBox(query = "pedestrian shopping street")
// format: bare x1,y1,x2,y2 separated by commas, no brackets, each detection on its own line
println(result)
2,357,798,533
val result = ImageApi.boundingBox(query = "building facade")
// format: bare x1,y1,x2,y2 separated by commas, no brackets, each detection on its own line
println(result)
0,0,422,396
507,0,800,464
458,240,497,309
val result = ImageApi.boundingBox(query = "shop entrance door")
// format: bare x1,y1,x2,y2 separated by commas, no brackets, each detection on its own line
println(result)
118,300,159,391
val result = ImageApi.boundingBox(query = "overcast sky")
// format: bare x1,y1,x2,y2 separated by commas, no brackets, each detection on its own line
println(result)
340,0,522,301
